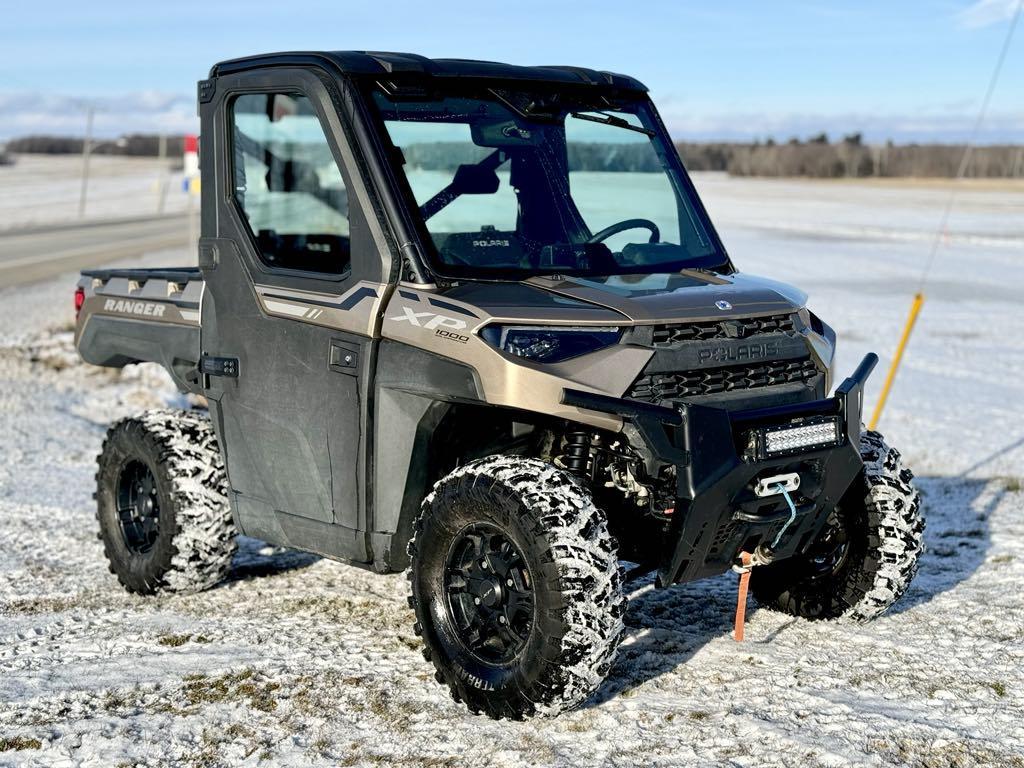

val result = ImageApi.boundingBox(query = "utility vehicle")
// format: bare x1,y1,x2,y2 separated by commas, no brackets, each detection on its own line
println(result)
74,51,924,719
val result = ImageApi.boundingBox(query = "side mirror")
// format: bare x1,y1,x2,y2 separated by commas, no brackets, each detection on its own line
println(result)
451,163,500,195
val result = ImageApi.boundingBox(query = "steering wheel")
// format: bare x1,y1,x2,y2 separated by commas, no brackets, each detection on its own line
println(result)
586,218,660,245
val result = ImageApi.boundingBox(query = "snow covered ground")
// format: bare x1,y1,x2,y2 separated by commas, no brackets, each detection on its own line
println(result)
1,176,1023,767
0,155,190,231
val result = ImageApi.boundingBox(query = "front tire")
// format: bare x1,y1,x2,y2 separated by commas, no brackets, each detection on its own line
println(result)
408,456,625,719
751,429,924,621
96,409,237,595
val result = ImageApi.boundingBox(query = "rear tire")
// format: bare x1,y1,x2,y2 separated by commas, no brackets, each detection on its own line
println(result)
96,409,236,595
408,456,625,719
751,429,923,621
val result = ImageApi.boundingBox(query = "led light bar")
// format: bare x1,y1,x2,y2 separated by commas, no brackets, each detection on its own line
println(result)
763,418,840,456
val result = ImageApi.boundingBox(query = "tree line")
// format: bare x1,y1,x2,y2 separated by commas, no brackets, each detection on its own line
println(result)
4,133,1024,178
677,135,1024,178
404,137,1024,178
398,141,667,173
4,134,188,157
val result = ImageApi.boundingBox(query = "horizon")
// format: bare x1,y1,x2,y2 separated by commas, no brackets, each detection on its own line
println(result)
4,132,1024,149
1,0,1022,144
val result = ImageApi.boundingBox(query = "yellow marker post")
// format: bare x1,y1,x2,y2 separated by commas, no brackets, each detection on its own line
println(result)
869,292,925,430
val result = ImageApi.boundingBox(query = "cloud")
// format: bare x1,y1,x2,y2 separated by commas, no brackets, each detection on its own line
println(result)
956,0,1022,29
0,91,197,141
2,90,1021,146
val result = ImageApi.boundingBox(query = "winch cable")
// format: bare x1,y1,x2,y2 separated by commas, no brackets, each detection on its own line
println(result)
869,0,1023,429
771,483,799,550
733,483,798,642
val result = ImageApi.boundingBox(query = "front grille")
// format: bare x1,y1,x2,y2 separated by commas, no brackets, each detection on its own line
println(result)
628,358,819,403
652,314,796,346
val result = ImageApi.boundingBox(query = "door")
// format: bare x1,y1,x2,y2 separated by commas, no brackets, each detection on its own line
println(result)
198,69,390,561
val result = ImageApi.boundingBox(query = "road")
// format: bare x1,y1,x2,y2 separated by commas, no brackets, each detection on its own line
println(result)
0,213,192,288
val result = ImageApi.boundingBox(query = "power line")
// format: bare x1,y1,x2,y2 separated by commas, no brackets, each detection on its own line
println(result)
870,0,1023,429
916,0,1023,292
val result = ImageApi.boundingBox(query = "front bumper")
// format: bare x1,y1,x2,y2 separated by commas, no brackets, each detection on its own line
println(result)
563,353,877,587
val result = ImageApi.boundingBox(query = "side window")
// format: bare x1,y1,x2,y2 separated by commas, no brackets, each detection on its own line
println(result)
231,92,351,275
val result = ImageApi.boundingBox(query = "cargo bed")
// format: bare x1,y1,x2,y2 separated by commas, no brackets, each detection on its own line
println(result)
74,267,204,393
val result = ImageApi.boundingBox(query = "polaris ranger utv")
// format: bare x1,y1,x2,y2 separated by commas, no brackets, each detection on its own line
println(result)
74,51,923,719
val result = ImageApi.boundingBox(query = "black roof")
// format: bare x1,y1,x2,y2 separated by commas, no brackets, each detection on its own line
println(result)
209,51,647,92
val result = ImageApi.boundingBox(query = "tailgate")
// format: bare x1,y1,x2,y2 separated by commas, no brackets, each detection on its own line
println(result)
75,267,204,393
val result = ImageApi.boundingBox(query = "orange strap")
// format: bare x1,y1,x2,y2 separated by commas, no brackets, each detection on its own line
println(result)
733,551,753,642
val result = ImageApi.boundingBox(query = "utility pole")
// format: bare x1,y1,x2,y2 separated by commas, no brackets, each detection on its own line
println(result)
156,133,169,214
78,106,95,219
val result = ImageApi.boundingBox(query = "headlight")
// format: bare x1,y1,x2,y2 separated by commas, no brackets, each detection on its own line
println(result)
807,310,836,346
480,325,622,363
801,308,837,390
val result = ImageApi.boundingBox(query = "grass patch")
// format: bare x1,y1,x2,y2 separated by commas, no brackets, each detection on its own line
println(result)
158,633,212,647
868,737,1024,768
289,670,422,730
273,595,406,636
988,681,1008,697
5,596,82,614
188,723,261,768
1002,476,1022,493
563,715,594,733
174,669,281,713
0,737,42,751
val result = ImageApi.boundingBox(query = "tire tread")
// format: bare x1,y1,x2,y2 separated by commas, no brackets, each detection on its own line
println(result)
96,409,236,595
408,456,625,719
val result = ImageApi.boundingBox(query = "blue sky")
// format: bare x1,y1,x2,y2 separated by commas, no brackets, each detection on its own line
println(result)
1,0,1021,142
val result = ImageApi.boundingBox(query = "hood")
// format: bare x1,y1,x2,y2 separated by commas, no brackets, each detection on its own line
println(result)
439,281,631,324
524,271,807,323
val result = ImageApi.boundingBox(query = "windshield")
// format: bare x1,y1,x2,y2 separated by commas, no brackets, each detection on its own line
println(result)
371,85,727,279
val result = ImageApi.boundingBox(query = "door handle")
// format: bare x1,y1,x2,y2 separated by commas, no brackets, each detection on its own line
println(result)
199,355,239,378
329,340,359,375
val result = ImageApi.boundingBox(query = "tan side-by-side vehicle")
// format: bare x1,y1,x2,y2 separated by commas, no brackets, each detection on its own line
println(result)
74,51,924,719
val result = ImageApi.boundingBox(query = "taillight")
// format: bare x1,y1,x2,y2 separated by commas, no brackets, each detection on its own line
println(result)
74,286,85,320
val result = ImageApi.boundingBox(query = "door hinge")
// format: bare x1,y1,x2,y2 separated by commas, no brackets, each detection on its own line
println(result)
197,78,216,104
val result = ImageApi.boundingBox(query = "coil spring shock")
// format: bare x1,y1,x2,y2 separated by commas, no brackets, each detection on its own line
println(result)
561,430,593,477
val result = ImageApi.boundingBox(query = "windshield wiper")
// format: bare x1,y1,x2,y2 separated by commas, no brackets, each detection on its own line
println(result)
569,111,655,137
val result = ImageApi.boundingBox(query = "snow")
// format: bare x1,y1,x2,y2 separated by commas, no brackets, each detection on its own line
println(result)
1,176,1023,766
0,155,190,231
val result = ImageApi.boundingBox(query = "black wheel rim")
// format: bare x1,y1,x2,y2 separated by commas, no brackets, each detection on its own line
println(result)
115,460,161,554
805,509,849,578
443,523,535,665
